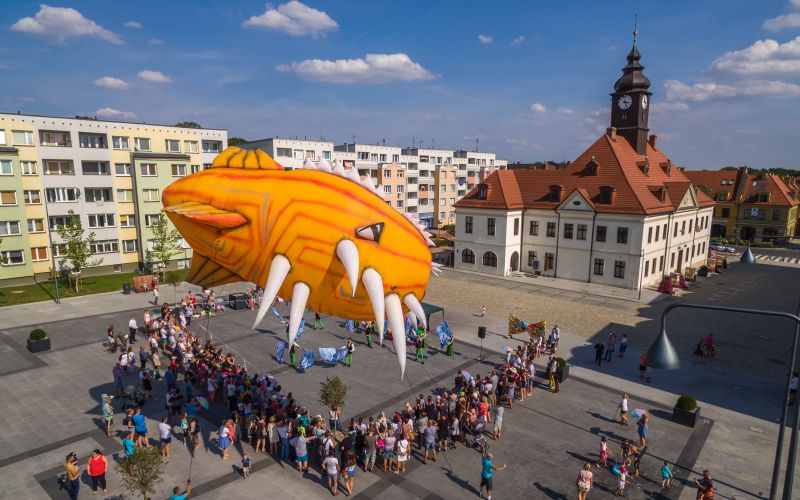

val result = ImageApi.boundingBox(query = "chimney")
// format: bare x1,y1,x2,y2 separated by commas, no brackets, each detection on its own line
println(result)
606,127,617,141
648,134,658,149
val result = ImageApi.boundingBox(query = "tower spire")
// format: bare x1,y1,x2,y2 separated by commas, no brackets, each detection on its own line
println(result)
633,14,638,47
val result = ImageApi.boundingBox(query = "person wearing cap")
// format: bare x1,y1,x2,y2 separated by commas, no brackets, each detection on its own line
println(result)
101,395,114,438
479,450,507,500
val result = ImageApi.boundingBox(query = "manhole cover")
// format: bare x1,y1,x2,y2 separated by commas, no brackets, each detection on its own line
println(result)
750,426,764,433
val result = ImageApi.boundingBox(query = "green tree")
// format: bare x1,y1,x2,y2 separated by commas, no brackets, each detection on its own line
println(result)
54,210,102,288
228,137,247,147
150,213,181,273
319,376,348,411
174,121,202,129
115,446,166,500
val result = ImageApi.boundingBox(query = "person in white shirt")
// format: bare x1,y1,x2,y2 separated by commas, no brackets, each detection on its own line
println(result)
128,315,138,342
618,394,629,425
323,452,339,495
158,416,172,459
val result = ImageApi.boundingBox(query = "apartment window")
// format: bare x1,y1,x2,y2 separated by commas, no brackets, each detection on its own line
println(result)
115,163,132,176
644,260,650,277
681,220,686,234
22,190,39,205
397,200,403,208
617,227,628,244
276,147,291,157
659,256,664,272
143,189,160,202
614,260,626,279
123,239,138,253
461,248,475,264
663,223,668,238
203,163,211,170
671,253,675,268
202,141,221,153
655,225,660,242
145,214,161,227
0,220,21,236
773,210,781,221
27,219,45,233
44,160,74,175
117,189,133,202
546,222,556,238
0,129,6,145
464,216,473,234
79,134,107,149
1,191,18,205
674,223,678,237
82,162,110,175
440,185,446,192
190,164,201,174
140,164,157,176
563,223,573,239
383,185,391,195
647,227,653,244
0,250,24,265
487,217,496,236
88,214,115,228
85,188,113,202
184,140,199,153
702,242,706,254
31,246,48,262
544,253,554,271
135,137,151,151
48,214,79,230
527,251,538,267
0,160,11,175
293,149,304,160
12,130,34,145
119,214,136,227
322,151,332,160
91,239,119,254
482,251,498,267
529,220,539,236
112,136,129,150
165,139,180,152
397,185,404,194
576,224,587,240
171,164,187,177
594,258,604,276
46,187,79,203
398,170,404,178
20,161,37,175
513,218,520,236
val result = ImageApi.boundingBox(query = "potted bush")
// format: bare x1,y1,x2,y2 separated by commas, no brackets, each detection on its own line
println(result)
556,357,569,382
27,328,51,353
673,394,701,427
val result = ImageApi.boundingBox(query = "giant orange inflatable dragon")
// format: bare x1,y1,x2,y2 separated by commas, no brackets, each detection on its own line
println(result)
162,147,441,378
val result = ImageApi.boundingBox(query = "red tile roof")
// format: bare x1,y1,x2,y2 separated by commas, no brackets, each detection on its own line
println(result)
740,174,799,206
457,132,715,214
682,170,738,201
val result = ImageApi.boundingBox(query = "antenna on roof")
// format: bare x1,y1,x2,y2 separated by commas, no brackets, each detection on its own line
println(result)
475,138,479,152
432,137,435,149
350,132,356,145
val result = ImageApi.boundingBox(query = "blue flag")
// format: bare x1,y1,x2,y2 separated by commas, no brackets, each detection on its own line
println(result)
276,340,287,364
300,349,315,371
272,307,284,321
405,317,412,337
319,347,348,363
344,320,355,333
384,319,389,335
296,319,306,341
436,320,452,349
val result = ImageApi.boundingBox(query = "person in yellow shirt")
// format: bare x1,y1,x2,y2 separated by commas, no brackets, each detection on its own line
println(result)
63,452,81,500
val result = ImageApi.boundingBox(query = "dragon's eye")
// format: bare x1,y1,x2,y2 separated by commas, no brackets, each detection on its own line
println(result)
355,223,384,243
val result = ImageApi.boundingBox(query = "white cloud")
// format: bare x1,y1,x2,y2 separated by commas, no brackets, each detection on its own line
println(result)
530,103,547,113
11,4,123,45
658,131,680,141
736,127,760,135
137,70,172,83
555,107,574,115
650,101,690,112
148,38,165,45
763,13,800,31
124,21,142,29
95,107,136,119
93,76,131,90
511,35,525,46
478,34,493,44
711,36,800,75
277,53,435,84
505,138,542,151
664,79,800,101
243,1,338,38
793,0,800,7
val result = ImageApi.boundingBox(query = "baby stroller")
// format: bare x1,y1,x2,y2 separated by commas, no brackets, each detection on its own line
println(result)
465,419,488,453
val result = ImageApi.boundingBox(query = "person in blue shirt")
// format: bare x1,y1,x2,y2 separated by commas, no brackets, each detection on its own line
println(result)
122,437,136,458
169,480,191,500
130,408,149,449
479,451,507,500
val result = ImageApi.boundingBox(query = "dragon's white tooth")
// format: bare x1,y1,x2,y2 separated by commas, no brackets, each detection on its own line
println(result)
336,239,360,298
406,311,418,331
288,282,310,347
333,162,346,176
303,159,316,170
424,236,436,247
319,158,332,170
347,166,361,182
253,254,291,329
385,293,407,380
361,176,376,190
362,268,385,345
403,293,427,329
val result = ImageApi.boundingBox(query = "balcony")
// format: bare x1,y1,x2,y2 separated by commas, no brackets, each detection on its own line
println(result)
406,198,418,207
39,130,72,147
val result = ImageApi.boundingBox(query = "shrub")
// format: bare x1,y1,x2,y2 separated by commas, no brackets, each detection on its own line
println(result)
676,395,698,412
29,328,47,341
320,376,348,411
750,241,775,248
556,357,567,370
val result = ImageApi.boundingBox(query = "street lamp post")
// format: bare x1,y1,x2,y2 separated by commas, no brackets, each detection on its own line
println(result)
645,302,800,500
50,243,60,304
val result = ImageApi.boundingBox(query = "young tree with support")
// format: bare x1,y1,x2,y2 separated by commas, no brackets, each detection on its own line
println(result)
54,209,102,292
150,213,181,279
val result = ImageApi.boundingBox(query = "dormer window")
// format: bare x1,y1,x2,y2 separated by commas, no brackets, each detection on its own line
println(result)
660,161,672,176
637,158,649,176
548,185,563,202
478,184,488,200
717,193,728,201
758,192,770,203
585,156,598,176
598,186,616,204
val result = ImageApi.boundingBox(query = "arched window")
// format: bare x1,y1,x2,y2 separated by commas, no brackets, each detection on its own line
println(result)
461,248,475,264
483,251,498,267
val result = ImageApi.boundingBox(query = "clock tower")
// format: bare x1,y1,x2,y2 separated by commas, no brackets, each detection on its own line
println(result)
610,30,652,154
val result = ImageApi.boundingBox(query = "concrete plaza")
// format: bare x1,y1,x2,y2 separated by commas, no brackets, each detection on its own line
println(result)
0,260,797,499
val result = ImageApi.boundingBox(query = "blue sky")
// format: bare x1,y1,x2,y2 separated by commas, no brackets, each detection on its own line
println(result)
1,1,799,169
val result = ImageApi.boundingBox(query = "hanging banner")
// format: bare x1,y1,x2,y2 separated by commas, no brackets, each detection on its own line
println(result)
436,320,452,349
276,339,287,364
300,349,315,371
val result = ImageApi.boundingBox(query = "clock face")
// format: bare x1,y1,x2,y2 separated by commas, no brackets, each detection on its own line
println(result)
618,95,632,110
641,95,648,109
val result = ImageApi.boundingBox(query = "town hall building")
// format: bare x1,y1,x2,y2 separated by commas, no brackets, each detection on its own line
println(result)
454,38,715,290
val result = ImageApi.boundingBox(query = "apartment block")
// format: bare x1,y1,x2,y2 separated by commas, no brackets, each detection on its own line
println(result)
0,112,226,286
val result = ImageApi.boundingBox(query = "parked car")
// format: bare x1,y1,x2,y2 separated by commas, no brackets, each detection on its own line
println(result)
710,242,736,253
